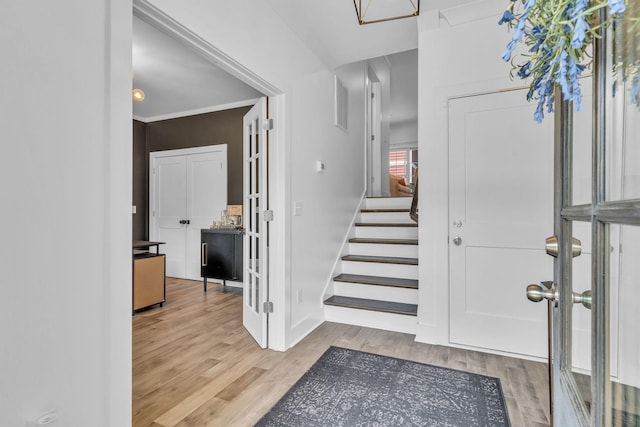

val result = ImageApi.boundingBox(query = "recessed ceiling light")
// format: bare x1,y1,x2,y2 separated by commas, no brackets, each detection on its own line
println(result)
132,88,145,102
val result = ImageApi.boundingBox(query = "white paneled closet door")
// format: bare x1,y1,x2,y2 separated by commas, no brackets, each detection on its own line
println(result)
185,150,227,280
153,155,188,278
448,89,554,358
150,145,228,280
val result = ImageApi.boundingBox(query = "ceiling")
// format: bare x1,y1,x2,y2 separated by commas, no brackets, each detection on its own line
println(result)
132,1,472,122
132,16,263,122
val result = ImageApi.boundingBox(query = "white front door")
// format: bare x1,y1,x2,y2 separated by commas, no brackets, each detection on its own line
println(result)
243,98,269,348
448,89,555,357
150,146,227,280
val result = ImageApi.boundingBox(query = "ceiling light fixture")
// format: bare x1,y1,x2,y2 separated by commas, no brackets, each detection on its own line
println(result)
353,0,420,25
131,71,145,102
132,88,145,102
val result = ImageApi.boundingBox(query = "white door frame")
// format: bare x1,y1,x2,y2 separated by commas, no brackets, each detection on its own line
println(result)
133,0,287,351
365,66,382,197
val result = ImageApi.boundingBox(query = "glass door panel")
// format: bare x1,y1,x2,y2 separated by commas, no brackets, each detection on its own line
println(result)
571,220,592,408
611,224,640,425
572,80,593,206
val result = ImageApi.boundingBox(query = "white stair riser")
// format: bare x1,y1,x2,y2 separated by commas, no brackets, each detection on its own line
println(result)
355,226,418,239
348,243,418,258
359,212,414,223
341,261,418,279
334,282,418,304
364,197,412,210
325,305,417,335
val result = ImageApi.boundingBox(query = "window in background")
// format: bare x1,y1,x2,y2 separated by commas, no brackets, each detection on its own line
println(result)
389,148,418,184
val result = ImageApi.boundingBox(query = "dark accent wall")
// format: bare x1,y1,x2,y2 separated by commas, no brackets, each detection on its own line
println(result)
132,120,148,241
132,106,250,240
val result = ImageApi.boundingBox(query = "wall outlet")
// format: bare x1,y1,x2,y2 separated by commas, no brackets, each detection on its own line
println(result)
297,290,303,304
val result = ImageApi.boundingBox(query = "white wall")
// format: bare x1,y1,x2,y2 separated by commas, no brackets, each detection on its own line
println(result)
287,63,366,347
144,0,326,92
416,0,522,344
0,1,132,426
390,121,418,147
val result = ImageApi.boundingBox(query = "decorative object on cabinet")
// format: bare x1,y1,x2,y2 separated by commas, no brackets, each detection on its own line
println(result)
201,229,243,292
132,241,166,313
226,204,243,227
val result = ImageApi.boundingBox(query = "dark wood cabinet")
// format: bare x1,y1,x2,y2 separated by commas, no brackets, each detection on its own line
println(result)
201,229,243,291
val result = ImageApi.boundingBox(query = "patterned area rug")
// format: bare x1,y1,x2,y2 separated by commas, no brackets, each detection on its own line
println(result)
256,346,510,427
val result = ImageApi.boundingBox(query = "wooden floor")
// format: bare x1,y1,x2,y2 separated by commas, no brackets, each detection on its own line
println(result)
133,278,551,426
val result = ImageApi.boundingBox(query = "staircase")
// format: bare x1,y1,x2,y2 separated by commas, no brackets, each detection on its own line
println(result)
324,196,418,335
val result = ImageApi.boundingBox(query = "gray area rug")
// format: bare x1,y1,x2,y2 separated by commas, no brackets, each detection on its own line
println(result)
256,346,510,427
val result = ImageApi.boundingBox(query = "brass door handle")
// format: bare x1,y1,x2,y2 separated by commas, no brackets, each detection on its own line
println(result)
201,243,207,267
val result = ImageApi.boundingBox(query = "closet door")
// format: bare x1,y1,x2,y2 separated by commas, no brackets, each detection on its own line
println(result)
152,155,188,278
150,146,228,280
185,150,227,280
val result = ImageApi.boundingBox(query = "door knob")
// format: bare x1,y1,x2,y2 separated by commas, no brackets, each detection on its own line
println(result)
526,281,558,303
526,281,592,310
572,289,592,310
452,236,462,246
179,219,189,225
545,235,582,258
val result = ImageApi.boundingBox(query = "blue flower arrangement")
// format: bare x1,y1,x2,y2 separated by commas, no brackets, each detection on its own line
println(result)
500,0,639,122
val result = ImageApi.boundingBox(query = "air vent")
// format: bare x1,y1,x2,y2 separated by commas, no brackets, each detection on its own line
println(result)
334,75,348,131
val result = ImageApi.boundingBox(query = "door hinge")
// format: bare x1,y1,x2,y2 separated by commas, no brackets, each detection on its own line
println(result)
263,118,274,131
263,210,274,222
371,134,375,141
263,301,274,313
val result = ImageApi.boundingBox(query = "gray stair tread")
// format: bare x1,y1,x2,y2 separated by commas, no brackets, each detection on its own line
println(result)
342,254,418,265
355,222,418,227
361,208,410,213
324,296,417,316
349,238,418,245
333,273,418,289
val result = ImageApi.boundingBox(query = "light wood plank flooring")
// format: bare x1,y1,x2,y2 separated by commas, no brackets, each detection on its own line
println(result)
133,278,551,426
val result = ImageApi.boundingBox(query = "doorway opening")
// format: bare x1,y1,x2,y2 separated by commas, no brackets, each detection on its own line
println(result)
131,1,282,354
365,49,418,198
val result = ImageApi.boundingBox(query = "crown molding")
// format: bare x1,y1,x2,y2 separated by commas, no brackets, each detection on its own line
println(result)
133,98,260,123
